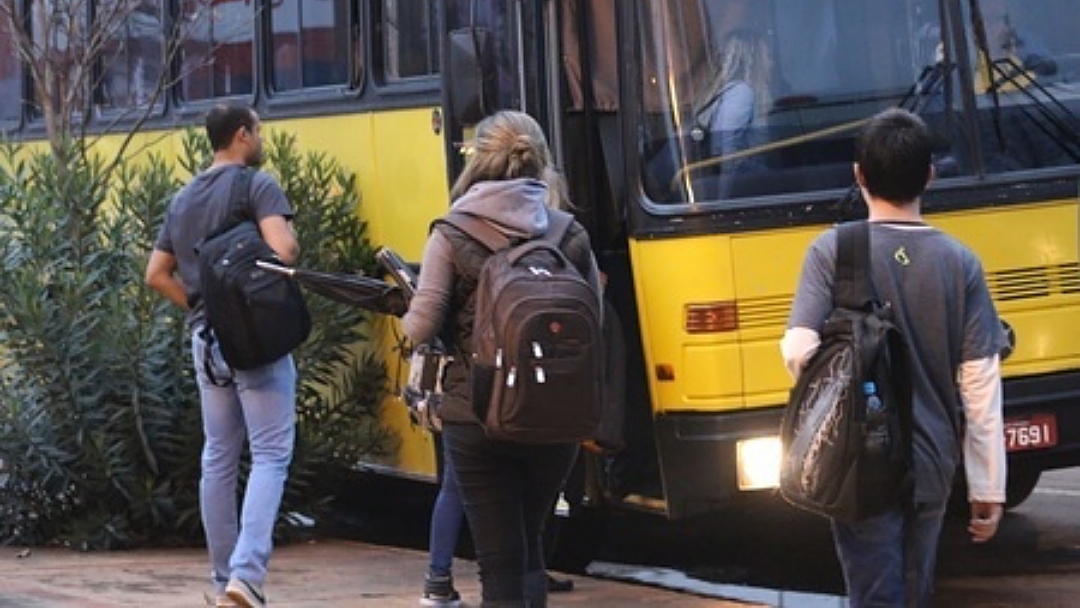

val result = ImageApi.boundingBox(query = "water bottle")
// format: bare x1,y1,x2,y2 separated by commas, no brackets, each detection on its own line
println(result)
863,381,889,457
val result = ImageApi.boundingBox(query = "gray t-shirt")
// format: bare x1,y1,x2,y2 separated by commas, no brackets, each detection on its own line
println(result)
154,164,293,326
787,221,1007,502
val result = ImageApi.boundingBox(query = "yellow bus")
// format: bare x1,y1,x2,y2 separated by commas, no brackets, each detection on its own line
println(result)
4,0,1078,523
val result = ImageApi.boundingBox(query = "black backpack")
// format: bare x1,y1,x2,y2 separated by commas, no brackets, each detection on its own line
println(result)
437,209,604,444
779,221,913,523
195,168,311,372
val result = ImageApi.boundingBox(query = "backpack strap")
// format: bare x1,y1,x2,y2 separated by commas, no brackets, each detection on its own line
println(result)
834,220,875,310
436,212,509,252
199,326,234,388
206,167,255,240
224,167,255,225
191,168,256,308
436,207,574,252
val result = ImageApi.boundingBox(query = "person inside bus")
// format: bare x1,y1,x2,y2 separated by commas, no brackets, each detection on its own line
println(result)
402,110,601,608
972,0,1070,171
982,0,1057,77
781,109,1007,607
690,28,773,199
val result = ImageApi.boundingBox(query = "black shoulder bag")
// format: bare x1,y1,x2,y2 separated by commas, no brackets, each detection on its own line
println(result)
779,221,913,523
195,168,311,376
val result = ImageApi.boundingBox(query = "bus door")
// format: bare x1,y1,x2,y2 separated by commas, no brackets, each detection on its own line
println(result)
441,0,533,178
440,0,663,508
441,1,609,205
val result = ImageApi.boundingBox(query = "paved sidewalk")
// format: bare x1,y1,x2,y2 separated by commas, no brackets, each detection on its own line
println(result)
0,538,753,607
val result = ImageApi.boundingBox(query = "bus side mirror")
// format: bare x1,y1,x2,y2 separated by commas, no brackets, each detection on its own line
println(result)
448,27,495,125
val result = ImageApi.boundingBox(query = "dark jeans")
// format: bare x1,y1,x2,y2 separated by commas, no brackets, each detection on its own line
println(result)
443,423,579,608
429,436,465,577
831,500,948,608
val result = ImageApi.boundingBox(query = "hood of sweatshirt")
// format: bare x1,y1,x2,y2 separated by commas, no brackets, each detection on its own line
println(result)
451,178,549,238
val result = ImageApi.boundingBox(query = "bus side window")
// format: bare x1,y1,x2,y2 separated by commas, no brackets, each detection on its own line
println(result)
178,1,254,101
98,1,166,114
0,15,20,127
270,0,352,92
380,0,440,81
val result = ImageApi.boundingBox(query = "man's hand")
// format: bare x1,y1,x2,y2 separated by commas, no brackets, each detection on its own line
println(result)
968,501,1004,543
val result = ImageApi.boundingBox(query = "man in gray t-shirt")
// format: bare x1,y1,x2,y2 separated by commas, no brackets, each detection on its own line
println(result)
152,164,292,328
781,109,1007,608
145,105,298,608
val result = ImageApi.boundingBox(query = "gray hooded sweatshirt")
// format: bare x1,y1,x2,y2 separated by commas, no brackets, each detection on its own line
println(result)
402,177,601,424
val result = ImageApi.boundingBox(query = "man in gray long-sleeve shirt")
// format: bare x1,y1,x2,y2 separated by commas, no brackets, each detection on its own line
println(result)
781,109,1007,608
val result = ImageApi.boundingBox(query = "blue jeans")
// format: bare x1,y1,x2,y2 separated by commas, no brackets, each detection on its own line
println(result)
429,436,466,577
443,423,578,607
831,500,948,608
192,327,296,593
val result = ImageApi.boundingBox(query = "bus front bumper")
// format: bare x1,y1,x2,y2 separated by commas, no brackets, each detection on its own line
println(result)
653,407,785,520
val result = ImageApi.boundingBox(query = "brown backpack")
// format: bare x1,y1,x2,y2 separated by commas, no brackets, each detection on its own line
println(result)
436,209,604,444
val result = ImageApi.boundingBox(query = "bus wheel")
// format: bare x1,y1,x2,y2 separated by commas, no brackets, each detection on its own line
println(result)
1005,466,1041,510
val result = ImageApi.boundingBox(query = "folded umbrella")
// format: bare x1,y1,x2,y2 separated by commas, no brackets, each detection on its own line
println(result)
256,260,406,315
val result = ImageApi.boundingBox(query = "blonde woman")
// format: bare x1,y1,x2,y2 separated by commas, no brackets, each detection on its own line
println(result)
403,110,601,607
692,29,772,196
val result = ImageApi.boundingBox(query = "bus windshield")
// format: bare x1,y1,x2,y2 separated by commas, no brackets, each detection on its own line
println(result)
637,0,1080,206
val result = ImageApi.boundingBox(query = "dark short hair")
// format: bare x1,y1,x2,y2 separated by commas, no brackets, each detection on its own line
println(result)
855,108,934,203
205,105,255,152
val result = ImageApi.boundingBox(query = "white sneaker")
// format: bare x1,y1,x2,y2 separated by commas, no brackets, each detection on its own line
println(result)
204,591,239,607
226,578,267,607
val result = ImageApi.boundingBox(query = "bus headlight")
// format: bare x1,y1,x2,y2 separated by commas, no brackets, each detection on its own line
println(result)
736,436,781,490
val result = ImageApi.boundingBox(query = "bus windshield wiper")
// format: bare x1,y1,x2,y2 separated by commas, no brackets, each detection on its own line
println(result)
985,56,1080,162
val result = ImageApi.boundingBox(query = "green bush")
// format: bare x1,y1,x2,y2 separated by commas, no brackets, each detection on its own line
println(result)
0,132,389,549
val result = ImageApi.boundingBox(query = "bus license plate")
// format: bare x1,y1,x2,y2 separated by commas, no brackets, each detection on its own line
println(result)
1004,414,1058,452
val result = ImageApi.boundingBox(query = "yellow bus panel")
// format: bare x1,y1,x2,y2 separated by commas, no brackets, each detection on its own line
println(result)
629,234,743,412
263,108,449,482
631,199,1080,417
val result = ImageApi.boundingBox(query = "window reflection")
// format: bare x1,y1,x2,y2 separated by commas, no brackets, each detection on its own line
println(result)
0,13,22,124
970,0,1080,171
29,0,90,121
638,0,1080,207
178,0,253,101
98,0,164,112
446,0,521,111
382,0,440,81
270,0,351,92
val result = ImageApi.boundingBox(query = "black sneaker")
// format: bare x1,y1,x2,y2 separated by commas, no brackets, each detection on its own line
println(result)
420,573,462,607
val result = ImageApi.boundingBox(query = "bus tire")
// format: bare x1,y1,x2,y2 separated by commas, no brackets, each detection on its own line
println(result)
1004,466,1041,510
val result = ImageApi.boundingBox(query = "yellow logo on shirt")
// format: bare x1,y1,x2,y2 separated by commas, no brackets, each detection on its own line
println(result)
894,247,910,266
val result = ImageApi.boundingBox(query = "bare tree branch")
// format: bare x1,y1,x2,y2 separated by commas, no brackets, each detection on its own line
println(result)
90,2,214,171
0,0,222,177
